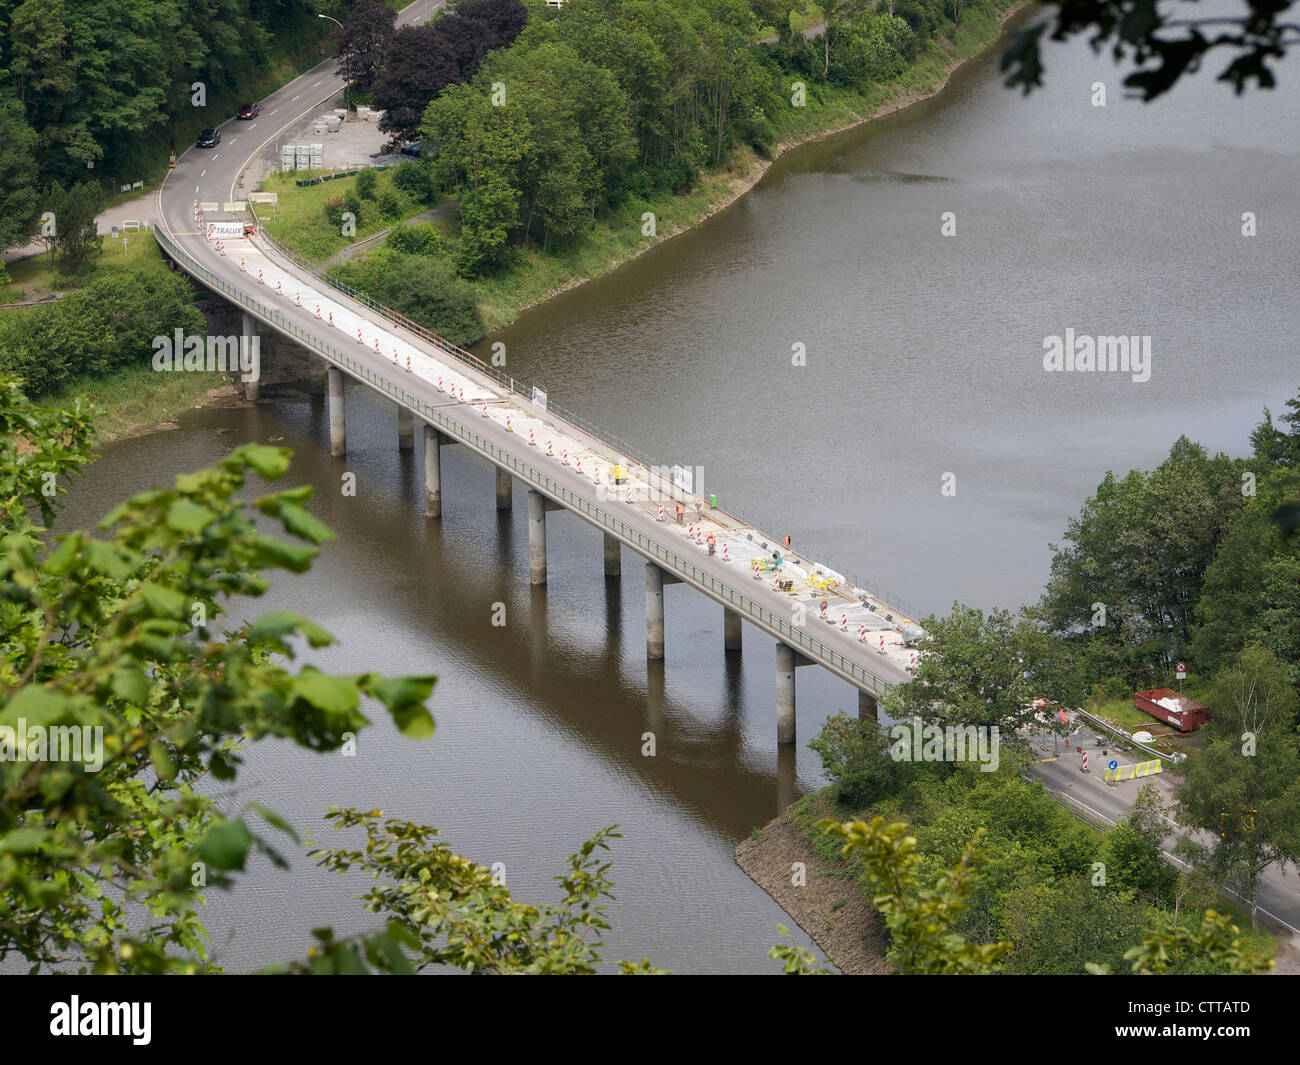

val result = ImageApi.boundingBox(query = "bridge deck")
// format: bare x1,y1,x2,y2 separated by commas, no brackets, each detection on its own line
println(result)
155,225,918,697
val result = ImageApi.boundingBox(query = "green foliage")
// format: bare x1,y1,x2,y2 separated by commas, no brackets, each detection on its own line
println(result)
329,250,485,346
1098,784,1178,907
1175,645,1300,928
354,167,379,200
808,711,926,808
0,378,437,971
385,221,446,257
769,925,831,974
885,603,1065,731
1037,436,1246,688
1087,909,1273,974
390,161,435,203
295,810,666,973
0,268,204,396
0,94,39,256
822,816,1013,974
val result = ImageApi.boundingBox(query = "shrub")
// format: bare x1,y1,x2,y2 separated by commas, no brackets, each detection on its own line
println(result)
355,168,378,200
322,195,347,229
386,222,445,256
376,186,406,221
391,162,434,203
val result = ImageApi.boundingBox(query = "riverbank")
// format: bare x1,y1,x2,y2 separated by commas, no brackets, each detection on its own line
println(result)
469,0,1037,334
736,792,890,973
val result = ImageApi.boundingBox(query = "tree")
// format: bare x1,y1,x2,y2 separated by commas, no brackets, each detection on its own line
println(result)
374,25,460,143
884,603,1057,733
286,810,664,973
334,0,396,95
1098,782,1179,906
0,378,437,971
1001,0,1300,101
1176,646,1300,929
49,180,105,272
0,94,39,266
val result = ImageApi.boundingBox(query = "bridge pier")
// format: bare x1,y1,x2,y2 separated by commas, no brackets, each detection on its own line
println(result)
603,533,621,578
397,407,413,450
858,689,878,722
423,424,441,518
241,313,259,402
644,562,683,659
496,466,513,511
528,489,547,585
327,367,345,456
724,607,742,653
775,642,816,745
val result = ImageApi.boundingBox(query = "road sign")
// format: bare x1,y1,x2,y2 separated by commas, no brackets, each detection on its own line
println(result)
1108,760,1118,771
1176,661,1187,679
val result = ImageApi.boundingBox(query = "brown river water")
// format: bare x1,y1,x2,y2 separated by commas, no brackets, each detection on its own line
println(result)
51,7,1300,972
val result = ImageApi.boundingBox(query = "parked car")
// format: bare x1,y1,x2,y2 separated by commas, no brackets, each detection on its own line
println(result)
236,102,261,120
400,140,422,157
196,128,221,148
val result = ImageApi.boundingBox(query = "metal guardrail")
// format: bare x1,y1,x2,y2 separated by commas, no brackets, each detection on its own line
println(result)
1074,706,1185,766
158,226,898,695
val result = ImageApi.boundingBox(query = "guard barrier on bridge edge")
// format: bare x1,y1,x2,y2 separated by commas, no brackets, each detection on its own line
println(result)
242,202,919,621
154,226,896,698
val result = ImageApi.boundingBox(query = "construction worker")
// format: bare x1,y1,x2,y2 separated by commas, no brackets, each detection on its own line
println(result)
706,531,716,556
675,501,684,524
820,596,828,617
784,534,791,548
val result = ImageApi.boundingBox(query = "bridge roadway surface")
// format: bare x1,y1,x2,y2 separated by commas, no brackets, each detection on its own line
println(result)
154,2,917,704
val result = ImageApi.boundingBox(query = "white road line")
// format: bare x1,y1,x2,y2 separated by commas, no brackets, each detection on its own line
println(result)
200,169,206,177
269,109,278,115
290,94,300,102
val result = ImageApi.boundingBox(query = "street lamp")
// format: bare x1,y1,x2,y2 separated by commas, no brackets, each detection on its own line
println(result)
317,14,348,111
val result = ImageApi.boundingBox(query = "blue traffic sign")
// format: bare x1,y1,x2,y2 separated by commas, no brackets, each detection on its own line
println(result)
1108,760,1118,771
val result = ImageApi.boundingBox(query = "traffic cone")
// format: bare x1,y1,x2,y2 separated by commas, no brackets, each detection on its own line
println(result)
547,441,553,456
373,337,380,353
406,354,412,372
276,280,282,295
841,615,848,632
562,449,568,465
506,416,512,432
257,269,263,283
295,292,301,307
625,487,633,503
482,403,488,418
879,633,885,652
239,258,245,272
657,504,664,521
529,429,536,446
357,328,364,344
315,305,321,319
458,387,464,402
722,544,729,561
576,458,582,474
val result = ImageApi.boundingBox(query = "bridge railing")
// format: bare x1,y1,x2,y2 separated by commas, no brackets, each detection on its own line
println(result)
157,227,900,692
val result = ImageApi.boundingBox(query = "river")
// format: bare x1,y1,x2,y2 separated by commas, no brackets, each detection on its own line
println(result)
55,5,1300,973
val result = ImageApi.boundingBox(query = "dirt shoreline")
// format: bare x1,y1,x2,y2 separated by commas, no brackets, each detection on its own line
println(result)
736,802,891,974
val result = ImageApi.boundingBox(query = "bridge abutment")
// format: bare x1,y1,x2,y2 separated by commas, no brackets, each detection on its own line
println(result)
646,563,665,659
327,367,345,456
776,643,796,744
397,407,413,450
423,424,441,518
604,533,621,578
496,466,513,511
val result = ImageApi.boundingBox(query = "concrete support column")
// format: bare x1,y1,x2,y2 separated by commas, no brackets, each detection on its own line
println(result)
723,607,742,654
528,489,547,585
645,562,665,660
495,466,513,511
603,533,621,578
858,689,879,722
397,407,413,450
241,313,259,402
776,642,796,745
423,424,441,518
327,367,345,456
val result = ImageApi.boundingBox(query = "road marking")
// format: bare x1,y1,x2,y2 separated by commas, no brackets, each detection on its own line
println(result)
269,109,278,115
200,169,206,177
290,94,300,102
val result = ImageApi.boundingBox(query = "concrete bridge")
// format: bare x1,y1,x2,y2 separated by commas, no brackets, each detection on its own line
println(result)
152,19,922,745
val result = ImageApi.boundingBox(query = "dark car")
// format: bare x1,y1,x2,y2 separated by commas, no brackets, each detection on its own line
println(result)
399,140,421,157
236,102,260,120
196,128,221,148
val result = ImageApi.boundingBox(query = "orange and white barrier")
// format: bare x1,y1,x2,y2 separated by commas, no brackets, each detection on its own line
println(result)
529,429,536,446
373,337,380,353
506,416,513,432
722,544,729,560
657,504,664,521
